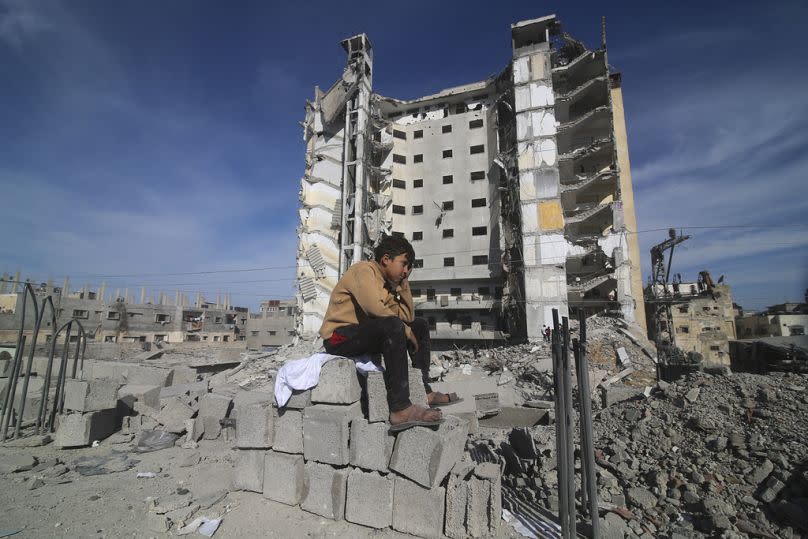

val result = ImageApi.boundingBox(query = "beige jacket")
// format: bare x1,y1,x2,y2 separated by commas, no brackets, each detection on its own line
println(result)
319,261,414,340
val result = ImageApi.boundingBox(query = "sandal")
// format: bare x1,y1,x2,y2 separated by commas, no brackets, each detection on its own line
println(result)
428,391,464,407
388,405,443,433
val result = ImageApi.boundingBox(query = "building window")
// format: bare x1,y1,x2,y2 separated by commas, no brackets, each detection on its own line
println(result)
213,336,220,342
455,103,467,114
472,226,487,236
412,205,423,215
470,144,484,154
427,289,436,300
469,119,483,129
414,154,423,163
471,198,486,208
107,311,120,320
391,231,404,238
393,129,406,140
72,309,89,319
442,149,453,159
472,255,489,265
678,326,690,334
444,257,455,267
214,316,222,323
470,171,485,181
443,229,454,238
393,179,406,189
414,179,423,188
104,335,116,343
461,318,472,330
393,154,406,164
678,306,689,313
411,289,421,297
412,231,423,241
442,124,452,134
251,331,259,336
494,287,503,299
393,205,405,215
155,313,170,323
269,330,276,336
414,129,423,139
450,288,461,297
443,175,453,184
710,345,720,351
442,201,454,211
478,287,490,296
413,259,424,268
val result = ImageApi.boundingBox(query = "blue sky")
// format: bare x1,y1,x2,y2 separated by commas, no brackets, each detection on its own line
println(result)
1,0,806,312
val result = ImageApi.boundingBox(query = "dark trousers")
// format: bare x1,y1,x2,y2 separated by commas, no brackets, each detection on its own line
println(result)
323,317,432,412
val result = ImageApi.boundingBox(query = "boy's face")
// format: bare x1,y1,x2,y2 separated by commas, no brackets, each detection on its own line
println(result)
379,253,411,285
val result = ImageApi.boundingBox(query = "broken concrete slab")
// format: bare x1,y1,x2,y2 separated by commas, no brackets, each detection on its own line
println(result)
263,451,304,506
117,384,160,414
478,406,547,428
301,461,348,520
63,379,119,412
198,393,232,419
159,380,209,402
86,360,173,387
157,398,195,434
389,415,469,488
474,392,501,418
302,402,362,465
392,476,445,538
311,358,361,404
54,409,118,448
345,468,394,529
0,454,37,473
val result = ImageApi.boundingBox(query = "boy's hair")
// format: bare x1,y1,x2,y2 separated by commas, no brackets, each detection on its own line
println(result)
374,235,415,268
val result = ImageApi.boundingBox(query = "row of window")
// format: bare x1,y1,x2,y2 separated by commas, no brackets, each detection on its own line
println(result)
392,171,485,189
392,119,484,140
412,286,503,299
392,144,484,164
410,255,489,268
392,226,487,241
392,198,487,215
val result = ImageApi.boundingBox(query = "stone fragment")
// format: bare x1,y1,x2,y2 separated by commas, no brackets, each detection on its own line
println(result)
233,450,264,492
302,402,362,465
236,400,274,449
273,408,303,454
684,387,700,403
157,398,195,433
749,459,774,485
311,358,361,404
474,462,502,533
199,393,232,419
474,392,500,418
165,503,200,527
392,476,445,538
627,487,656,510
0,454,37,473
145,511,170,533
54,409,118,448
758,476,785,503
301,461,348,520
366,371,389,423
262,451,304,505
345,468,394,529
63,379,119,412
349,417,394,472
201,416,222,440
389,415,469,488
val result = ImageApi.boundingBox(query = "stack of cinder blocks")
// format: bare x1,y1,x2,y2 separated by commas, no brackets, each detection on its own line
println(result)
232,358,501,538
55,378,120,448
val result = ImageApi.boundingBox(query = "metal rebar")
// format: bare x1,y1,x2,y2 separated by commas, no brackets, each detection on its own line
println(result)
562,316,577,536
576,312,601,538
1,336,26,441
35,297,58,434
574,338,589,518
49,323,72,429
551,309,570,538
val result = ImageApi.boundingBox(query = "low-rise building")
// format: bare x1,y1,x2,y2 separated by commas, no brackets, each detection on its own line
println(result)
246,299,296,350
736,302,808,338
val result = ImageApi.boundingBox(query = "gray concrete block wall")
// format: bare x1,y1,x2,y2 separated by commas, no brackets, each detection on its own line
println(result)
63,379,119,412
302,402,361,465
235,400,274,449
311,358,361,404
349,418,393,472
365,371,388,423
273,408,303,454
54,409,118,448
233,450,264,492
389,415,469,488
345,468,394,529
445,461,474,538
392,476,446,538
408,367,428,407
263,451,305,506
301,461,348,520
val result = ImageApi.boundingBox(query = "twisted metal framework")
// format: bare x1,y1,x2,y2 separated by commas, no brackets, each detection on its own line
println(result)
0,282,86,441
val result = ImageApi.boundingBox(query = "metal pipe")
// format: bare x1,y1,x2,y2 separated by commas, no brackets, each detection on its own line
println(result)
551,309,570,538
576,312,601,538
562,316,577,536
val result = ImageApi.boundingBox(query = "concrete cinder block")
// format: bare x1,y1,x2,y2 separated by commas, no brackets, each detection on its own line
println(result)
235,400,274,449
345,468,394,529
201,416,221,440
232,390,273,419
366,371,389,423
466,475,491,538
63,379,119,412
302,402,362,465
54,409,118,448
170,366,198,385
273,408,303,454
301,461,348,520
159,380,209,402
233,449,264,492
157,397,195,433
199,393,232,419
311,358,361,404
474,462,502,534
392,476,445,539
262,451,304,506
408,367,428,407
445,461,474,539
117,384,161,414
284,389,312,410
389,415,469,488
87,360,173,387
349,417,393,472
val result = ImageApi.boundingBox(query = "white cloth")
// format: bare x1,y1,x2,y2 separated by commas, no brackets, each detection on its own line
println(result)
274,352,383,407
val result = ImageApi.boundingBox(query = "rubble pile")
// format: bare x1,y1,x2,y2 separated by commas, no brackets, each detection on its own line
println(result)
480,370,808,538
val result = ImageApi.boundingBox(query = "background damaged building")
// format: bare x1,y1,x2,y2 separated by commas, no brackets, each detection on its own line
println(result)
295,14,645,342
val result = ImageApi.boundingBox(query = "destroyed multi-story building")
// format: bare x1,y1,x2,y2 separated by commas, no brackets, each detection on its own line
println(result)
295,14,645,342
245,299,297,350
735,300,808,338
0,273,249,345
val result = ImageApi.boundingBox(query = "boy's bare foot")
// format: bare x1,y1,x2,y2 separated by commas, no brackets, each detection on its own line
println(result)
389,404,441,427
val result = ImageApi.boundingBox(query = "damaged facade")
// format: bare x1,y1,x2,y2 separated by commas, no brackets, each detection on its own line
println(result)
0,274,249,345
245,299,296,350
296,15,645,342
